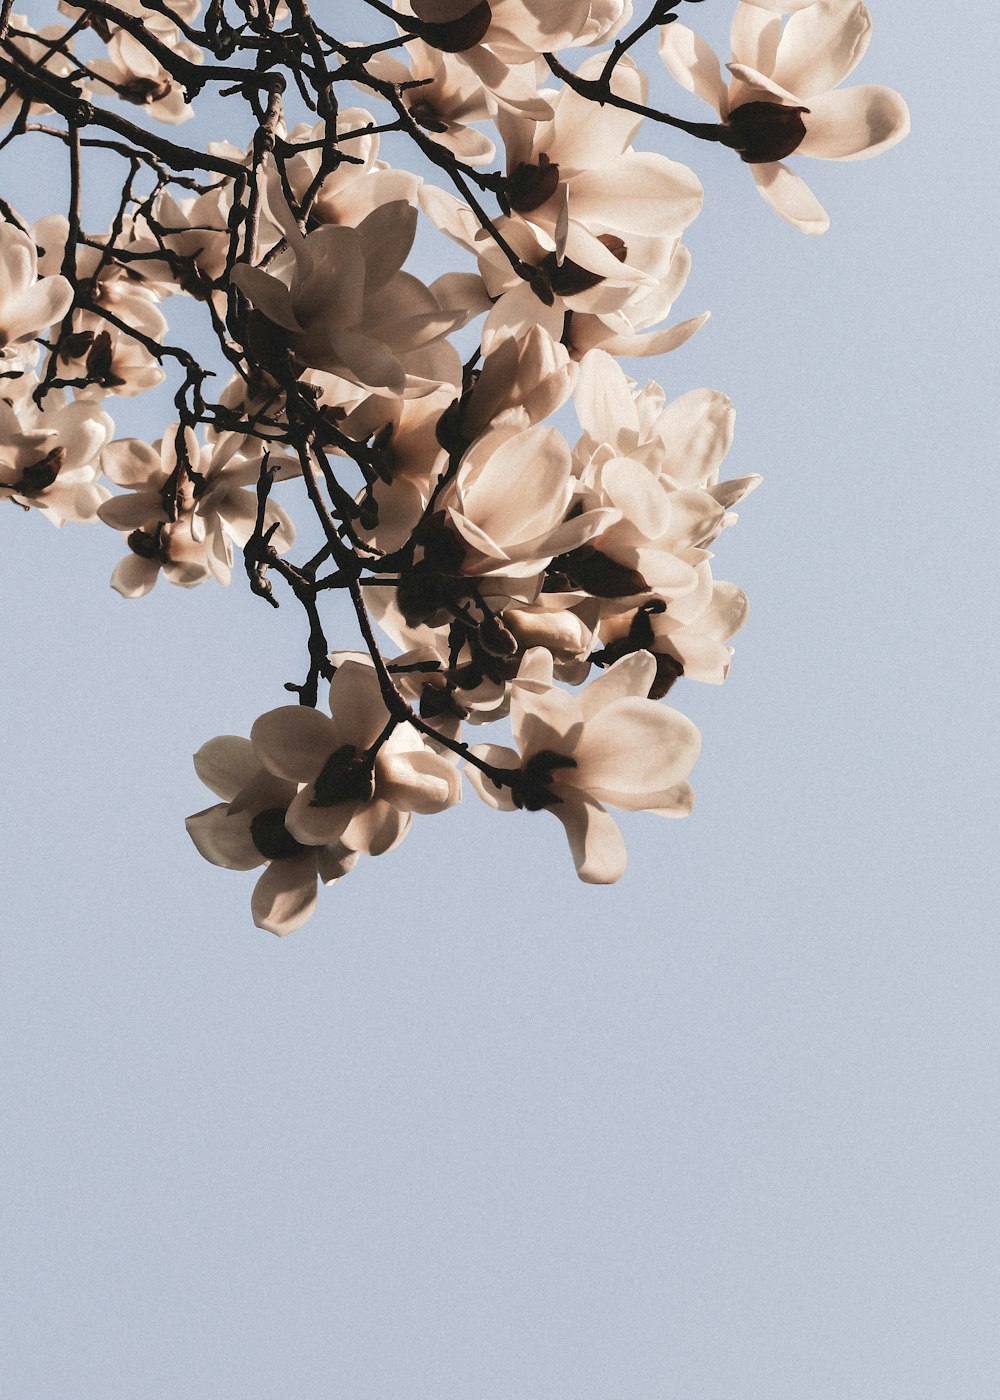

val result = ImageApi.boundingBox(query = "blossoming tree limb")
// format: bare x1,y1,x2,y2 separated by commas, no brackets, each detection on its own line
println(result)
0,0,908,933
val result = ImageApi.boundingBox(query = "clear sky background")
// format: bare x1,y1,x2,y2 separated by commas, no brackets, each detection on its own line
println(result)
2,3,996,1397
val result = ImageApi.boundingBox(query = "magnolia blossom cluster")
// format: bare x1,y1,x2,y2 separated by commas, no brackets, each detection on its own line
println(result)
0,0,908,932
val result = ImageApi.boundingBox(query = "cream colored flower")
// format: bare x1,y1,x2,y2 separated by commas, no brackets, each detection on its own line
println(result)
660,0,910,233
186,735,358,937
467,648,700,883
250,659,462,854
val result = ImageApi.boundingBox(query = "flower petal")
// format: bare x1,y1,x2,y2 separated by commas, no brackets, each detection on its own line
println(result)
798,85,911,161
193,735,259,801
251,854,319,936
750,161,830,235
570,699,701,808
658,23,727,114
553,797,627,884
251,705,337,782
185,804,261,870
771,0,872,98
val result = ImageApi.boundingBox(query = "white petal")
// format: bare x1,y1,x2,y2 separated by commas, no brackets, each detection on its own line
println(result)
251,854,319,936
110,553,159,597
750,162,830,235
571,700,701,808
185,804,261,870
658,23,727,114
772,0,872,98
376,748,459,814
465,745,522,811
553,797,627,884
581,652,658,718
341,798,411,856
251,705,337,782
798,85,911,161
193,735,258,801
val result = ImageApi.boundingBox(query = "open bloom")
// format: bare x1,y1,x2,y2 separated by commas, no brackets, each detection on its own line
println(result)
250,659,462,854
0,223,72,368
660,0,910,233
439,420,618,579
467,647,700,882
496,54,702,280
0,382,112,524
232,187,479,399
186,735,359,936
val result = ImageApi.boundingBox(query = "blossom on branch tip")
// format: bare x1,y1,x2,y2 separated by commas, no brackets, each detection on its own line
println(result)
467,648,700,883
186,735,359,937
659,0,910,233
250,659,462,856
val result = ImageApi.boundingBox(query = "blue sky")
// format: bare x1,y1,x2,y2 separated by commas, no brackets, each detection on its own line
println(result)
2,3,996,1396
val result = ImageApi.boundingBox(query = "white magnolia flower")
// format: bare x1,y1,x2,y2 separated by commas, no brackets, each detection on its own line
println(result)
440,420,618,579
573,349,758,684
98,424,295,595
89,14,204,125
365,45,498,165
660,0,910,233
250,659,462,854
0,17,77,127
0,383,113,524
0,223,73,369
232,186,480,398
186,735,359,937
496,55,702,279
422,184,707,360
467,647,700,882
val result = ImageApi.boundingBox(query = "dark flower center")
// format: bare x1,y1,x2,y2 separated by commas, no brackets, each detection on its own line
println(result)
312,744,375,807
726,101,809,164
250,807,308,861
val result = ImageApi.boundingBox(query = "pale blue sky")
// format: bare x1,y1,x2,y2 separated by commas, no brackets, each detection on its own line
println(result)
2,3,996,1397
